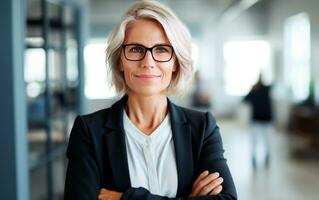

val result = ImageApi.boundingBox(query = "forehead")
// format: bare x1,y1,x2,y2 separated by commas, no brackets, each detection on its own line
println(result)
124,19,171,46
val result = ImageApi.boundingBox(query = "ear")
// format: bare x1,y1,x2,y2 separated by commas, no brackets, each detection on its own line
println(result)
172,58,179,72
172,64,177,72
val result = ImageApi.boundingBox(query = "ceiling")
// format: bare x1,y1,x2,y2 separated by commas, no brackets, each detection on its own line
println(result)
26,0,262,38
89,0,237,26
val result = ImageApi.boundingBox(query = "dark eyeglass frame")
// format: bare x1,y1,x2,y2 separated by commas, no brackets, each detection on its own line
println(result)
122,44,174,62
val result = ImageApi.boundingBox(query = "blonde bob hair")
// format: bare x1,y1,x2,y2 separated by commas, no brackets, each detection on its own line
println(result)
106,0,194,95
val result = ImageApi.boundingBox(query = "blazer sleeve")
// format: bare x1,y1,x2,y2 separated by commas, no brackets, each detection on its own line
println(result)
194,112,237,199
120,112,237,200
121,187,232,200
64,116,101,200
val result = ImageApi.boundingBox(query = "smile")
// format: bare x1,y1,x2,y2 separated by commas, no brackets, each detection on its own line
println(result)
134,74,161,78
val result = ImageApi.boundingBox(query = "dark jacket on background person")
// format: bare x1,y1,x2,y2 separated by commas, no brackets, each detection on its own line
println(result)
244,83,272,122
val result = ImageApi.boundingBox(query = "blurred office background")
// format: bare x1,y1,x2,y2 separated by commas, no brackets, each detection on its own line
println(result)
1,0,319,199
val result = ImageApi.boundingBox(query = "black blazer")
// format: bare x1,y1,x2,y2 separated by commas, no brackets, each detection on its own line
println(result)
64,96,237,200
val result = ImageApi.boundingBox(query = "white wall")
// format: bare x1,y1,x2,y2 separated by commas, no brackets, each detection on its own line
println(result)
268,0,319,103
267,0,319,129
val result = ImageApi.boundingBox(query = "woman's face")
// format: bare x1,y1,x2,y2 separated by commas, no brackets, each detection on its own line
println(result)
120,19,177,97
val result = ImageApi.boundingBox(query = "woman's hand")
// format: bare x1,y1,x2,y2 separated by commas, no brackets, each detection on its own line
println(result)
98,188,123,200
98,171,222,199
189,170,223,197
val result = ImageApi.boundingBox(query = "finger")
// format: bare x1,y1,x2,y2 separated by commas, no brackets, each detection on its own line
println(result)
200,177,223,195
192,172,219,196
191,171,209,196
198,172,220,188
209,185,223,195
99,188,108,194
98,194,106,200
195,171,218,187
194,172,220,195
193,170,209,185
199,177,223,195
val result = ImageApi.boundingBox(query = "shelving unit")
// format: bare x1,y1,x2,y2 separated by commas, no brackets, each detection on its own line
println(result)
25,0,85,199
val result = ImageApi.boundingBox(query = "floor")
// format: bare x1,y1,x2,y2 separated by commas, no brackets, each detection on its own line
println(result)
30,118,319,200
219,119,319,200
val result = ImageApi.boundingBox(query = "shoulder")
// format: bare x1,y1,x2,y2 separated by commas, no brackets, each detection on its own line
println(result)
77,97,125,129
79,108,110,127
67,108,110,158
68,108,111,148
178,105,207,120
172,103,217,130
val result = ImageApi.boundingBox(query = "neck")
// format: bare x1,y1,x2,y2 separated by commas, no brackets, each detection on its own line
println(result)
125,94,168,135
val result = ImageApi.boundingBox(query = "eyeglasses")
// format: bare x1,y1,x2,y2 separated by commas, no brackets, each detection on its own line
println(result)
122,44,174,62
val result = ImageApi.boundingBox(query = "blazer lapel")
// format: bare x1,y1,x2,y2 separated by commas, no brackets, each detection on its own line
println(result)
104,96,131,191
103,96,194,195
168,99,194,196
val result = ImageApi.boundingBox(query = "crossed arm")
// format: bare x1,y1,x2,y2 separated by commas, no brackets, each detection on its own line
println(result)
98,171,224,200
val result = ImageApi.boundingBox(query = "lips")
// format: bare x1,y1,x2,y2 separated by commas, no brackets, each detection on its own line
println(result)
134,74,161,78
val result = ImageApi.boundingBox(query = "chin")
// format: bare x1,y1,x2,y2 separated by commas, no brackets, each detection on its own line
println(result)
131,86,167,96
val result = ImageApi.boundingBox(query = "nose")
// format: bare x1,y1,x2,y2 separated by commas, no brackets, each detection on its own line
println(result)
141,50,155,68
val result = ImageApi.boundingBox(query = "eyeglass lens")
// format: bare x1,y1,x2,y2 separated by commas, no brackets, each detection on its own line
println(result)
123,44,173,62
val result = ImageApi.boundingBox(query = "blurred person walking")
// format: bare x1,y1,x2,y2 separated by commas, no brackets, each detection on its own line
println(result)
244,76,273,170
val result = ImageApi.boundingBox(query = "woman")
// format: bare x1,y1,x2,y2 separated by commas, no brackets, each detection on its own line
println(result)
64,1,237,200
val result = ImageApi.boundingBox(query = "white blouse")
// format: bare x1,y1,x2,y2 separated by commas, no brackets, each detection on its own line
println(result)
123,111,178,197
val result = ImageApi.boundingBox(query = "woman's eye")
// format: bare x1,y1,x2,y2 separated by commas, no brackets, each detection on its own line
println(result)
130,46,144,53
155,46,169,53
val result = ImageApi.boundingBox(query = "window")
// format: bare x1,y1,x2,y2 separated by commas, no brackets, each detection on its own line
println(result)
25,48,46,83
223,40,272,96
284,12,311,102
84,40,116,99
24,48,46,98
